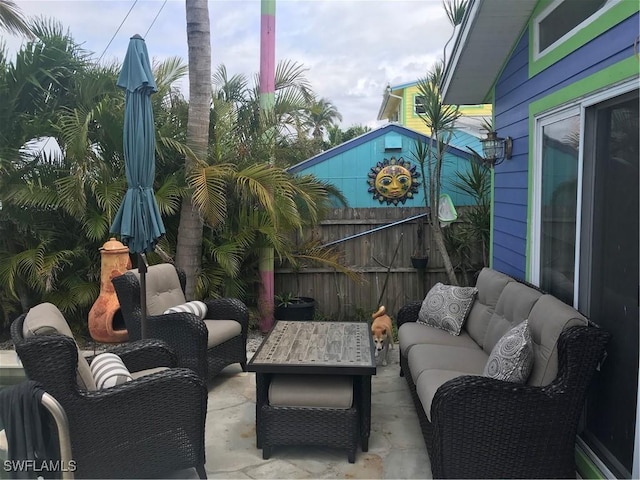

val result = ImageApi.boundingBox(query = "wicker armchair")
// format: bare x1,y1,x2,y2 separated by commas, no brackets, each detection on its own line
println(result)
11,303,207,479
112,263,249,382
397,299,610,479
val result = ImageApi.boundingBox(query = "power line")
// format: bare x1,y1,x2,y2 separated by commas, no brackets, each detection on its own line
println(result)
34,1,138,159
97,0,138,63
34,1,157,161
144,0,168,38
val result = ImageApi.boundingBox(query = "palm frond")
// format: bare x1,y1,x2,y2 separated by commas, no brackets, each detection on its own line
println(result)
0,0,35,38
188,163,235,226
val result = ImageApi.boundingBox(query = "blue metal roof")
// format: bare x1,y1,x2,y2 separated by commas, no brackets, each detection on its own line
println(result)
287,123,473,174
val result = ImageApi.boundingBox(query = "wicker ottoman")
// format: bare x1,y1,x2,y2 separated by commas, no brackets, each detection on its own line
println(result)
260,374,359,463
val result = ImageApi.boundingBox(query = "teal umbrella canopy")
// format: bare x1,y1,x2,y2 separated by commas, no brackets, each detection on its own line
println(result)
110,34,165,254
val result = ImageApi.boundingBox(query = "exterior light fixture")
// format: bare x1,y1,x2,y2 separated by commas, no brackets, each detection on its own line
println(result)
480,130,513,167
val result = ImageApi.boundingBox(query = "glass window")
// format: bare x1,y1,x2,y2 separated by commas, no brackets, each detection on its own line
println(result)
536,0,613,55
414,95,426,115
538,114,580,305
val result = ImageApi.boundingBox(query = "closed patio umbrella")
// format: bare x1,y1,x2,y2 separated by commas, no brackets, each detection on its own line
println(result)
110,34,165,339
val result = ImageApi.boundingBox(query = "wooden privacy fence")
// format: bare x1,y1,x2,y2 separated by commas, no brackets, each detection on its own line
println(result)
274,207,475,321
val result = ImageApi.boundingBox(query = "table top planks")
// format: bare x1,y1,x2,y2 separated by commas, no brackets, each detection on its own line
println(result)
248,321,376,374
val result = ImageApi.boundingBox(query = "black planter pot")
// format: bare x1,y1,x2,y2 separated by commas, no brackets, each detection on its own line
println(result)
411,255,429,270
274,297,316,321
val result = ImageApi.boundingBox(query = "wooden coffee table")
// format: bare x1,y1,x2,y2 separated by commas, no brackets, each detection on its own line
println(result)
248,320,377,456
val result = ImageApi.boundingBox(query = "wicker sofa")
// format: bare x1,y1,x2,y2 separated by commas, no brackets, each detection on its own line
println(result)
397,267,610,479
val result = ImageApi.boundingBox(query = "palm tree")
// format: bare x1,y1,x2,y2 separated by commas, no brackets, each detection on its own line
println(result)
304,97,343,143
188,161,359,301
191,63,359,305
0,20,95,322
0,14,354,331
415,61,461,285
0,0,34,38
0,23,188,328
411,0,469,286
176,0,212,299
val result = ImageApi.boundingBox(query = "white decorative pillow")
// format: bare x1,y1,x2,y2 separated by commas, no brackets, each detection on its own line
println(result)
417,282,478,336
483,320,534,383
163,300,207,320
90,353,133,389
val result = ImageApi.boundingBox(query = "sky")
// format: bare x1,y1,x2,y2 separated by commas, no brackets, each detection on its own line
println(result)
5,0,456,129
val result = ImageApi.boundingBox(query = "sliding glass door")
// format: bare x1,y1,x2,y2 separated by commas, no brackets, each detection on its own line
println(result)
579,90,639,479
532,87,638,478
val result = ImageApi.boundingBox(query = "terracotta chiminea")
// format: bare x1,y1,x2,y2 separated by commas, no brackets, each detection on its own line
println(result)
88,238,131,343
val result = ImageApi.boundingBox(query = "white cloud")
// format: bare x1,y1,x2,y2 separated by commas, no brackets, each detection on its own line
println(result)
6,0,456,128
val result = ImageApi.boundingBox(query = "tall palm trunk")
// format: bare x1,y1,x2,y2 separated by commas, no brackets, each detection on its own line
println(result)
430,138,458,285
176,0,211,299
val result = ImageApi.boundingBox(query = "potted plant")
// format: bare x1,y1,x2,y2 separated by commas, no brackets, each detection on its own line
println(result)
273,237,361,322
274,292,315,321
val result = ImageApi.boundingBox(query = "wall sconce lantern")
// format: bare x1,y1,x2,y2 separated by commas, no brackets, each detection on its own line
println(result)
480,131,513,167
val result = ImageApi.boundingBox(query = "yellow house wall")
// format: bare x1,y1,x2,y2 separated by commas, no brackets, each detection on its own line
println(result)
400,84,492,135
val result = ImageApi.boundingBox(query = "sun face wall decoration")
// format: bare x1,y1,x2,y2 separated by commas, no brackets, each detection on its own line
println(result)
367,156,420,205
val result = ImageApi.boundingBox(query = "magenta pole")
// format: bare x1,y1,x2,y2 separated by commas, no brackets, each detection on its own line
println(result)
258,0,276,332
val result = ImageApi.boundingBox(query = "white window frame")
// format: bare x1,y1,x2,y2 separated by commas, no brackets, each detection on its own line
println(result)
530,79,638,307
530,105,583,306
533,0,621,60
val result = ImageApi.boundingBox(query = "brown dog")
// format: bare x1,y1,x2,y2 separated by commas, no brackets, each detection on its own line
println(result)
371,306,394,366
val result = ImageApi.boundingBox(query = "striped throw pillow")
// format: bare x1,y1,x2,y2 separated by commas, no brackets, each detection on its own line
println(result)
90,353,133,389
163,300,207,320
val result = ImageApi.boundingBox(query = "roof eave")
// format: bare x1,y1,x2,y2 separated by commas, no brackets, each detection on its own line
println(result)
377,94,391,120
377,92,402,121
441,0,537,105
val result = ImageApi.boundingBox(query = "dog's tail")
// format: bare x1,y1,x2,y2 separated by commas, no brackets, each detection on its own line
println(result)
372,305,386,319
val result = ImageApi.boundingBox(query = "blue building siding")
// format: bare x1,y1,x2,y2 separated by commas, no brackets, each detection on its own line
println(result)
491,13,638,279
288,124,480,209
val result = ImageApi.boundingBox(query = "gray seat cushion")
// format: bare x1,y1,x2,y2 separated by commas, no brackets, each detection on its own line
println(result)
128,264,187,316
408,343,488,384
416,369,483,421
398,322,479,359
130,366,170,379
481,281,542,354
465,268,514,346
527,294,587,386
203,320,242,348
22,303,97,391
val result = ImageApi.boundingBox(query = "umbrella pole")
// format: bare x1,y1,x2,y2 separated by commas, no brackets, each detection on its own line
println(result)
139,252,149,339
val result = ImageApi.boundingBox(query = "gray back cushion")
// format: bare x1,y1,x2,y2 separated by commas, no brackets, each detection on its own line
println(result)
128,264,186,316
22,302,97,391
465,268,514,346
482,282,543,353
527,294,588,386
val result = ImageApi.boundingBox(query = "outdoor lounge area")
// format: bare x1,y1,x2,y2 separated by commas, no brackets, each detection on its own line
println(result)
1,267,610,479
1,333,430,479
2,0,637,476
